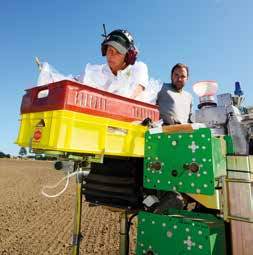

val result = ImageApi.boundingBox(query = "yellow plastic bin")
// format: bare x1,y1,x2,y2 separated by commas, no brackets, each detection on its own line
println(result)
16,110,148,157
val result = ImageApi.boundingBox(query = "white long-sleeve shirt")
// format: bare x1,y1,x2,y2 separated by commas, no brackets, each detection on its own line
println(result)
79,61,149,98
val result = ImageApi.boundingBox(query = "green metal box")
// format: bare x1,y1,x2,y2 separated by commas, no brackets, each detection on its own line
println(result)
136,210,227,255
144,128,226,195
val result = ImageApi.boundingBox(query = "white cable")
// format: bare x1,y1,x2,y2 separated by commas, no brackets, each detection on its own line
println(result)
41,171,78,198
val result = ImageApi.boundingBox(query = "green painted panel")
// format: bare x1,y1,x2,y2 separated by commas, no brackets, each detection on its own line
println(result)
144,128,226,195
136,211,227,255
224,136,234,155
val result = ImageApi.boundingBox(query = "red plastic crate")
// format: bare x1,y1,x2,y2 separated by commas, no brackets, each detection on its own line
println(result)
20,80,159,123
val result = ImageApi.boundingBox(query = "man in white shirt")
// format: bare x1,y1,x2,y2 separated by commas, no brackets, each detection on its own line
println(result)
79,29,149,99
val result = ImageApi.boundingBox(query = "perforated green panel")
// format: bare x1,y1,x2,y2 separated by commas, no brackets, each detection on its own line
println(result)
136,211,227,255
144,128,226,195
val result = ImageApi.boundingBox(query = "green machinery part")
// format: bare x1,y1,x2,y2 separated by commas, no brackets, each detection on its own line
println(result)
136,210,227,255
144,128,229,195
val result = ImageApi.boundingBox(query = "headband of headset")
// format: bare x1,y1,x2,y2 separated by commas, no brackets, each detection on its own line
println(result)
101,29,138,65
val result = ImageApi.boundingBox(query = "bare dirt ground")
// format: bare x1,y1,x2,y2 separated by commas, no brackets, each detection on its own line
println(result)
0,159,137,255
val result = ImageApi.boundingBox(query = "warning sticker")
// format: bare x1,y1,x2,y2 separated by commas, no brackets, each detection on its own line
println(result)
33,128,42,142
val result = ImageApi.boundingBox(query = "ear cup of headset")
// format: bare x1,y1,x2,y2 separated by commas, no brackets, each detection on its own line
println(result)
101,43,107,56
125,47,138,65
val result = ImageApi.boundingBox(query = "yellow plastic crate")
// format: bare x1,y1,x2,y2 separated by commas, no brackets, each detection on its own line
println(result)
16,110,148,157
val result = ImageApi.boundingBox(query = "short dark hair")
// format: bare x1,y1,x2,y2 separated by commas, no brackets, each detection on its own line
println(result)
171,63,189,77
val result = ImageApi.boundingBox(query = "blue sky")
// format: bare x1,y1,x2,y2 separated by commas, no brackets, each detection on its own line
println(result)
1,0,253,155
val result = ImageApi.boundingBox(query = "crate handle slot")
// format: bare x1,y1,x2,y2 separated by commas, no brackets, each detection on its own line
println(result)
37,89,49,99
36,119,45,127
107,126,128,136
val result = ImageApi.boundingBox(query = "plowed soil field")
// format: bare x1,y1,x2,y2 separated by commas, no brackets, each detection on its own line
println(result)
0,159,137,255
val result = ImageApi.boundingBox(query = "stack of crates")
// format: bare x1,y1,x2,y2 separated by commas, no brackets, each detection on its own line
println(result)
16,80,159,157
226,156,253,255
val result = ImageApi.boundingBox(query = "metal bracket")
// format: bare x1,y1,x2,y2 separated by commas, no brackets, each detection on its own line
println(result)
88,149,105,164
72,233,83,245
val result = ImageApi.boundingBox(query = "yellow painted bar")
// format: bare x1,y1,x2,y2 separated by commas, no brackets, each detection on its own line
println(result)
187,192,220,210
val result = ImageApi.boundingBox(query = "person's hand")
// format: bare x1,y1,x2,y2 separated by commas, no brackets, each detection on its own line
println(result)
171,117,181,125
130,84,145,99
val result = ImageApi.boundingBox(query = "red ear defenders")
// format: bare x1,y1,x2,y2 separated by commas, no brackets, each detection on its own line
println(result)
125,46,138,65
101,30,138,65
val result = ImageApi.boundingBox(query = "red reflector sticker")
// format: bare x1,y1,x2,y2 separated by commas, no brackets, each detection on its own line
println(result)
33,128,42,142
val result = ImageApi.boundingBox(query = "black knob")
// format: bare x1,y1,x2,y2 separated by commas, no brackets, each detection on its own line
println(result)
142,117,152,126
148,161,162,171
171,169,178,177
189,162,199,173
54,161,63,170
183,162,199,173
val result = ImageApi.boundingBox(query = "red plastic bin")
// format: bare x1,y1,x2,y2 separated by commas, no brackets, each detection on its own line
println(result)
20,80,159,123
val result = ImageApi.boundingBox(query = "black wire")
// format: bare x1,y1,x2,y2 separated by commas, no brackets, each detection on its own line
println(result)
126,212,139,252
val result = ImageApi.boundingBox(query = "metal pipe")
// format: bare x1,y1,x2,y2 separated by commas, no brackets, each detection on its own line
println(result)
72,171,83,255
119,211,129,255
227,215,253,223
225,178,253,184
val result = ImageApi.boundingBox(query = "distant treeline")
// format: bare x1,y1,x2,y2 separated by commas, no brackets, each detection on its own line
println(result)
0,151,57,161
27,155,58,161
0,151,11,158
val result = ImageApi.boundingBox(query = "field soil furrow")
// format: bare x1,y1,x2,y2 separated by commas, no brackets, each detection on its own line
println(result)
0,159,137,255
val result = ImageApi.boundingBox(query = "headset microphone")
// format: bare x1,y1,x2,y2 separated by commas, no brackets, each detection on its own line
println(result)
102,24,107,39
